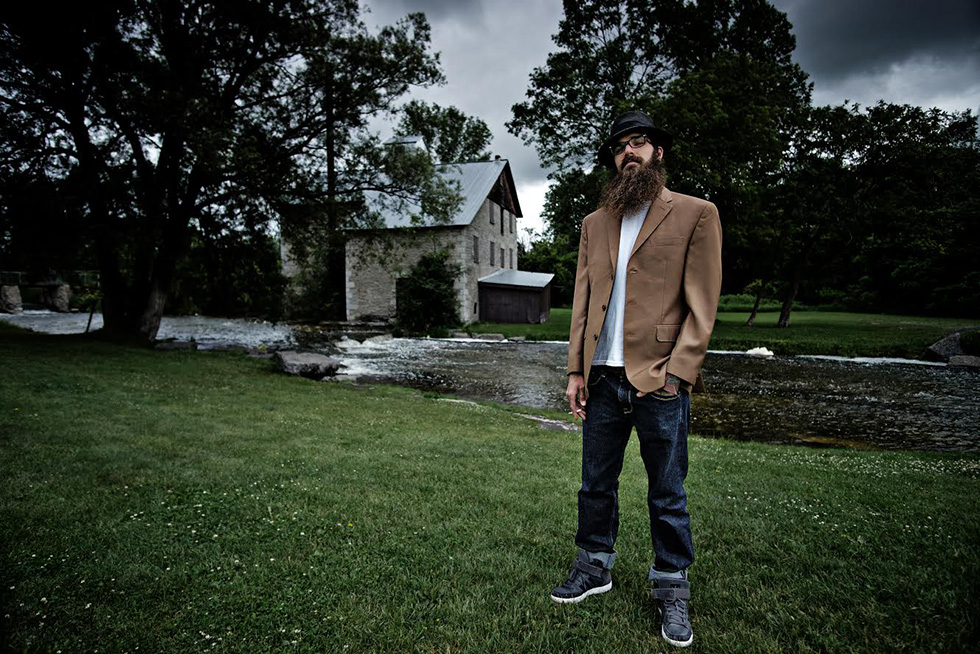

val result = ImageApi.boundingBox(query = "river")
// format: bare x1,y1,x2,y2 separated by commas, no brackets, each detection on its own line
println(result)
4,311,978,452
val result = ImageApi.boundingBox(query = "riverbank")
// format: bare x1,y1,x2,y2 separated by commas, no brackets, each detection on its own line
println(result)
2,329,978,652
469,308,980,359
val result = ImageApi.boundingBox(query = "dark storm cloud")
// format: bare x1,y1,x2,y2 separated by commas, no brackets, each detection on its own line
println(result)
773,0,980,81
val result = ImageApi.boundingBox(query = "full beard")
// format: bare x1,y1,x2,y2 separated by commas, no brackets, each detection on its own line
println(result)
599,156,667,220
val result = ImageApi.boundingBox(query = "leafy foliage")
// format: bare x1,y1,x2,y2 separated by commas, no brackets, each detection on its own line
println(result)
395,100,493,163
395,249,461,335
511,0,979,319
167,228,286,321
1,0,460,340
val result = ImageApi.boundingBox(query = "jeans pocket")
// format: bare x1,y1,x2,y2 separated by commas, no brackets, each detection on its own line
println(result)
649,390,681,402
587,370,605,387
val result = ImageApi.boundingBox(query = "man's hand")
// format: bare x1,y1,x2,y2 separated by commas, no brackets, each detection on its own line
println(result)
637,373,681,398
566,373,587,420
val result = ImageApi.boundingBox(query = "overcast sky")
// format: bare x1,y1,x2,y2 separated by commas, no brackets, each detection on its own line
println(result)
361,0,980,239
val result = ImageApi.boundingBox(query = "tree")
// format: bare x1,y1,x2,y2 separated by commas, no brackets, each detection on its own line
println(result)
844,103,980,317
521,167,607,306
508,0,675,173
395,249,461,335
508,0,812,297
1,0,459,342
395,100,492,163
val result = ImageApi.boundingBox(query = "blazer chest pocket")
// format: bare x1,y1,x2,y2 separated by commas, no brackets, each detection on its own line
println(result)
653,235,685,247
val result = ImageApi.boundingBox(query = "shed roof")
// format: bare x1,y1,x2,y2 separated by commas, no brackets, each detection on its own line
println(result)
478,270,555,288
363,158,522,230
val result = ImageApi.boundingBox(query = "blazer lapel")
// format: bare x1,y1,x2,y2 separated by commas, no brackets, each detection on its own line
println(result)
604,210,620,274
629,188,673,260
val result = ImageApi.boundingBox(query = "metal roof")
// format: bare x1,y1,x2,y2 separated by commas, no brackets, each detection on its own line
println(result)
363,159,521,229
478,270,555,288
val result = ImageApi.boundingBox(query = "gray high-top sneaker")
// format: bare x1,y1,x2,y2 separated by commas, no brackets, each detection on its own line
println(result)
650,568,693,648
550,550,613,603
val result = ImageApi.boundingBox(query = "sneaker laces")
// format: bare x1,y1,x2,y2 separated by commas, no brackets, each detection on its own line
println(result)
661,597,689,629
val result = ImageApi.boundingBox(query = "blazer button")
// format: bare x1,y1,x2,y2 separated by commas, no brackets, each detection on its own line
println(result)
601,304,606,311
593,334,598,341
629,268,638,274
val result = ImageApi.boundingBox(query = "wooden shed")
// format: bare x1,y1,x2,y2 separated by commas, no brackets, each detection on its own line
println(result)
478,270,555,323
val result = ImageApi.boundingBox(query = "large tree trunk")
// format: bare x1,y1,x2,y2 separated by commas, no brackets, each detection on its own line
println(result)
323,89,347,320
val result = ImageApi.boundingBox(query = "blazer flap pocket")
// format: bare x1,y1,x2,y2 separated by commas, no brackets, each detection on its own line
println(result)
656,324,682,342
653,235,685,246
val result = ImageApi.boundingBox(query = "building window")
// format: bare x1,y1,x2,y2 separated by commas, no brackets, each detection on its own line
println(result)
489,203,495,225
490,241,495,266
500,208,504,236
509,248,513,269
500,247,504,268
473,235,479,263
510,214,515,234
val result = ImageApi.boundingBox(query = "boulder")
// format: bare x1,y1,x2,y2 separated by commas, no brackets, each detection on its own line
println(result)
276,350,341,380
41,284,72,312
1,285,23,314
925,330,979,362
948,355,980,370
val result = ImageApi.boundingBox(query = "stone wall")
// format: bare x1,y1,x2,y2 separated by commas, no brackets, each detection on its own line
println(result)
345,198,520,322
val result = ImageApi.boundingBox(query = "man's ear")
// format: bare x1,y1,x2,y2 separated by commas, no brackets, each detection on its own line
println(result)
655,146,665,162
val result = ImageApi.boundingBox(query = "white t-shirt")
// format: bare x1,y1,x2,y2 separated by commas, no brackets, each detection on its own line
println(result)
592,202,650,367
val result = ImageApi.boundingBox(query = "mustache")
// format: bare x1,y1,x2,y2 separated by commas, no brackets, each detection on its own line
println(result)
620,154,644,170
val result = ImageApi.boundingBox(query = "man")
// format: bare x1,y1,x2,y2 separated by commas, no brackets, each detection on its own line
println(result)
551,110,722,649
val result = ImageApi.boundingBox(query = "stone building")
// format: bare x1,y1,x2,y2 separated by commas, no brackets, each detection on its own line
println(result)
345,154,528,323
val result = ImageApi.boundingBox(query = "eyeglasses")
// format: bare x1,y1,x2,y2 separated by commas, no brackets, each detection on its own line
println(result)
610,134,651,156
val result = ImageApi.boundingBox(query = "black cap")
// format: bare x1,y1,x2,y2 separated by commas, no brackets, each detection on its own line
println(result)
596,110,672,169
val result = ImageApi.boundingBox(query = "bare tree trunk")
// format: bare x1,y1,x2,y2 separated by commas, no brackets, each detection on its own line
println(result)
777,279,799,328
777,236,814,328
745,287,765,326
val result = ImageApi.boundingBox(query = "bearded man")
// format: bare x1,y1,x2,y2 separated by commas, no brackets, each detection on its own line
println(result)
550,110,722,649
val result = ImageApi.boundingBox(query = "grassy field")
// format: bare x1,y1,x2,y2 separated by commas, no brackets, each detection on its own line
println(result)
467,308,979,359
1,327,978,652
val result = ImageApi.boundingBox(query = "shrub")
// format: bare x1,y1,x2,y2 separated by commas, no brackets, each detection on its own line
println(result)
395,249,461,335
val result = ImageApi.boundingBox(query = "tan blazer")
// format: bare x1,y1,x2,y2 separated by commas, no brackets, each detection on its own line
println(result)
566,187,723,393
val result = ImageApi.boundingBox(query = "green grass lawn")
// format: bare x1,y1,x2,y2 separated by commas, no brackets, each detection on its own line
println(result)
1,329,978,652
468,308,979,359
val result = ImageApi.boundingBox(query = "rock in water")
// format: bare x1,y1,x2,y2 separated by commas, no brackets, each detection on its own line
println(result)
276,351,341,380
948,355,980,370
41,284,72,312
1,285,23,314
926,332,967,362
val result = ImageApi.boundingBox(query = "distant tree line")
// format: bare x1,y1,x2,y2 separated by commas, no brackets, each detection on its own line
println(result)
511,0,980,321
0,0,493,342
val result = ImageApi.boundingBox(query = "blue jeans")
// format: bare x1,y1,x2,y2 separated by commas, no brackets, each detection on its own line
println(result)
575,366,695,572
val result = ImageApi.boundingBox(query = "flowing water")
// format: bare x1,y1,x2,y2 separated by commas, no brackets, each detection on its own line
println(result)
5,312,978,452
